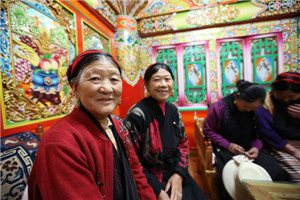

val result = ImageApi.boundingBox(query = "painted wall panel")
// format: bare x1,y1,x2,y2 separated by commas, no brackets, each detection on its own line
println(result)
0,0,115,137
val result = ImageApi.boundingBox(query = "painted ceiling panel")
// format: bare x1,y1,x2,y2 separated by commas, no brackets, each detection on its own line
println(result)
136,0,237,18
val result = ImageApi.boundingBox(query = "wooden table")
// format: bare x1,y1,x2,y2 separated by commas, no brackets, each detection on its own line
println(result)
242,180,300,200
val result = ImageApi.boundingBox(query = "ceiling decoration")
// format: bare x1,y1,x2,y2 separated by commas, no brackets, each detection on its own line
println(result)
136,0,196,19
83,0,300,37
107,0,149,17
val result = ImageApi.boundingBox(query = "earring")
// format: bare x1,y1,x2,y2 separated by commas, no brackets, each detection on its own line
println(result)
171,89,174,97
145,89,149,97
234,100,237,104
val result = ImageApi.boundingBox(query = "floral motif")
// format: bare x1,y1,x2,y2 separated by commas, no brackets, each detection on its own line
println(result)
19,35,41,56
2,160,18,172
16,133,33,142
186,5,239,26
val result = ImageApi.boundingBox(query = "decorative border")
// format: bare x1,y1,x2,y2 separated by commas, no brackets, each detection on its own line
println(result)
78,0,117,29
81,19,111,53
137,1,300,37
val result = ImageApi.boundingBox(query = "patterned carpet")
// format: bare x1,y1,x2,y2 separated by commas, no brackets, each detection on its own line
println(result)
1,131,40,200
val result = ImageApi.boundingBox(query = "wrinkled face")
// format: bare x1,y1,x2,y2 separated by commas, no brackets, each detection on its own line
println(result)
271,90,300,105
235,99,262,112
146,68,174,103
72,60,122,120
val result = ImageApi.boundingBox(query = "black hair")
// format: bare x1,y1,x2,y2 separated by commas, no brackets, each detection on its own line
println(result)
271,71,300,93
236,80,266,103
67,51,121,84
144,63,174,83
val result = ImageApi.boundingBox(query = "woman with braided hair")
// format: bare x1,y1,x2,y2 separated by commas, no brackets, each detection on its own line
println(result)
27,50,156,200
256,71,300,181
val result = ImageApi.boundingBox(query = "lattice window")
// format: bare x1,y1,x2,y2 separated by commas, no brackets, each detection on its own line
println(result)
217,33,282,97
153,42,210,109
155,48,179,103
251,36,278,91
219,40,244,97
183,44,207,104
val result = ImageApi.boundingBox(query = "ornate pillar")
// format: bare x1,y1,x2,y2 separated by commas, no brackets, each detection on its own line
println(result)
115,15,144,117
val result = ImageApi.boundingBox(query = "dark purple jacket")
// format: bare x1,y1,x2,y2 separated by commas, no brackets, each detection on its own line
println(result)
203,95,262,150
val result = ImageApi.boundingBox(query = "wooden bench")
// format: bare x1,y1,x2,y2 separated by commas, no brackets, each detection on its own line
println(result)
194,113,219,200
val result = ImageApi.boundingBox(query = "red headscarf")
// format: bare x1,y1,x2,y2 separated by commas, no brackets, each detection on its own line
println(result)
67,50,120,82
273,72,300,84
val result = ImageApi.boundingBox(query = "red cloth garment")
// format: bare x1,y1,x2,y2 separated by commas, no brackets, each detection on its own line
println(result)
27,107,155,200
158,102,166,115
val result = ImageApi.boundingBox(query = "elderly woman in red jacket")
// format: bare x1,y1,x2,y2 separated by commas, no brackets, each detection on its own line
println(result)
27,50,155,200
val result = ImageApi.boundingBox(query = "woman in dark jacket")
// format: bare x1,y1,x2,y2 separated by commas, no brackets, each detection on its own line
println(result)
124,63,207,200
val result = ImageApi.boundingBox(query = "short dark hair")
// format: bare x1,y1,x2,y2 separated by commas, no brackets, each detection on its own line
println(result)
272,71,300,93
236,80,266,103
144,63,174,83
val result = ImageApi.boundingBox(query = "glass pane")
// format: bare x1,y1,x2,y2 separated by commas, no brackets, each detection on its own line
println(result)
219,40,244,97
250,36,278,92
155,48,178,104
183,44,207,104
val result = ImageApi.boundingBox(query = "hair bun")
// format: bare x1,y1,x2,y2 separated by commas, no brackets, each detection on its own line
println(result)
236,80,252,92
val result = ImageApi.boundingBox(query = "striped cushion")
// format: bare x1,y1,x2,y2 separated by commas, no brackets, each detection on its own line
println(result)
271,140,300,182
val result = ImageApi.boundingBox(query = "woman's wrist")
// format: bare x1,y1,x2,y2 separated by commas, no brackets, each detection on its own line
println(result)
283,143,296,155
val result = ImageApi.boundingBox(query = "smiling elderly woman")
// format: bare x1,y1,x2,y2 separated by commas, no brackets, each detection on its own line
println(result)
27,50,155,200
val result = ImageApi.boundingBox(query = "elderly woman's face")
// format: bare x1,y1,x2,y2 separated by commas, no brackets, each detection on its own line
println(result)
73,60,122,120
146,68,174,103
